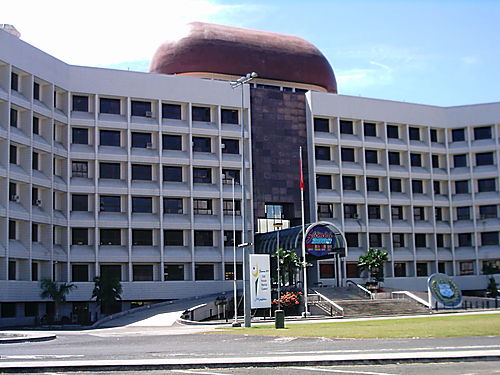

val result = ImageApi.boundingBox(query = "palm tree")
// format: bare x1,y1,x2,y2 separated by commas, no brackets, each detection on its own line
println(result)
357,248,389,284
39,279,77,322
273,248,302,286
92,275,122,315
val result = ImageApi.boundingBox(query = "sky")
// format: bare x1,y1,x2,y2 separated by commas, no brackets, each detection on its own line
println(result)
3,0,499,106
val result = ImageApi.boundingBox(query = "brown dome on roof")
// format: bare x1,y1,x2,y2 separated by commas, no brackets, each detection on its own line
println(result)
149,22,337,93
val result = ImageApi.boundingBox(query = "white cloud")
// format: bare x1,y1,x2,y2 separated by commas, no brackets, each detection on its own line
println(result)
3,0,260,66
336,61,394,90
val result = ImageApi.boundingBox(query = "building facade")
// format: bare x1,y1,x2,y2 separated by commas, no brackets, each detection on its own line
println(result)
0,23,499,326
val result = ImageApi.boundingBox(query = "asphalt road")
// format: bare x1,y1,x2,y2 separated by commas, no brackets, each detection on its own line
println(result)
1,326,500,363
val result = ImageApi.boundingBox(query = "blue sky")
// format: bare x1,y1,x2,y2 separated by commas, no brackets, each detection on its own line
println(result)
4,0,499,106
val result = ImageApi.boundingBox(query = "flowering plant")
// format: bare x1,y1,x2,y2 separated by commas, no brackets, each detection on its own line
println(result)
272,291,302,307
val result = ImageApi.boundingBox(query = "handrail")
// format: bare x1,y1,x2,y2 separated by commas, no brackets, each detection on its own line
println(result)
392,291,430,308
310,290,344,317
346,279,373,299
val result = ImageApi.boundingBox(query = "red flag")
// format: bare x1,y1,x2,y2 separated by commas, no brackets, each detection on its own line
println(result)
299,147,304,191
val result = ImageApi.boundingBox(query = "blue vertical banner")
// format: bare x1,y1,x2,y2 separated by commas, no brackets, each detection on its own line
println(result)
250,254,271,309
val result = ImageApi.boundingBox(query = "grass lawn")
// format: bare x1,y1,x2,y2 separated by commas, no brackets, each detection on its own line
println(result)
215,313,500,339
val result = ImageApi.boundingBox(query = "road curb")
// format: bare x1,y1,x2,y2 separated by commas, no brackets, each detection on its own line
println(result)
0,333,56,344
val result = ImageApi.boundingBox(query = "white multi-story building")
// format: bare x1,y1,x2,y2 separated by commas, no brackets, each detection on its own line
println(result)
0,22,499,326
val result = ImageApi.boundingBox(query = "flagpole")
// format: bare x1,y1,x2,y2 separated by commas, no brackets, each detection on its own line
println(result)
299,146,310,317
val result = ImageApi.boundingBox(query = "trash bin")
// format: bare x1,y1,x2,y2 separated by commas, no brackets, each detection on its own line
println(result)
275,309,285,329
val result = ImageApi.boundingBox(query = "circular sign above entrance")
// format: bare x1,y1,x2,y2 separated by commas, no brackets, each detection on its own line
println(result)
428,273,462,307
305,224,337,257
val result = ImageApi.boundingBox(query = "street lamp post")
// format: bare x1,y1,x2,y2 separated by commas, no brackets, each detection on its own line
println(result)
273,222,283,310
230,72,258,328
230,176,240,327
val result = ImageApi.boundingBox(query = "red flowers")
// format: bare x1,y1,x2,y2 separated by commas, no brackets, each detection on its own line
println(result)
272,291,302,306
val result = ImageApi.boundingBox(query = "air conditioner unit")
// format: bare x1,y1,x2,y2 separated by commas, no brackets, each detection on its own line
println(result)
11,195,20,202
145,111,152,118
76,241,84,245
146,142,153,149
223,236,228,241
352,214,359,219
35,199,42,206
221,144,226,149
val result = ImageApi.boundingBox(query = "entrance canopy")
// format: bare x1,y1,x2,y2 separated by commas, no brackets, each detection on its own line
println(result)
254,221,347,259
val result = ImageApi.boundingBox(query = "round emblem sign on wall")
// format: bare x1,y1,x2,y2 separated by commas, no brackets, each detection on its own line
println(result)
428,273,462,307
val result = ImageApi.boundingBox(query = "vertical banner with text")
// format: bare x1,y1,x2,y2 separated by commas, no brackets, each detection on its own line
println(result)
250,254,271,309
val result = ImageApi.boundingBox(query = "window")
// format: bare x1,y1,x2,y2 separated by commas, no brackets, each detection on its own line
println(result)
435,207,443,221
366,177,379,192
131,132,152,148
416,262,428,277
368,205,381,219
454,154,467,168
364,122,376,137
9,145,17,164
345,233,359,247
482,232,499,246
225,263,243,280
459,261,474,275
388,152,400,165
344,204,358,219
33,82,40,100
365,150,378,164
221,139,239,154
458,233,472,247
11,72,18,91
72,95,88,112
100,229,121,245
410,153,422,167
165,264,185,280
193,199,212,215
433,181,441,195
222,169,240,184
478,178,495,193
33,116,39,135
320,263,335,279
9,220,16,239
455,180,469,194
25,302,38,317
72,161,88,178
192,106,211,122
100,196,120,212
266,204,284,219
132,197,152,213
391,206,403,220
412,180,423,194
1,303,16,317
476,152,494,166
315,146,330,161
100,265,121,281
224,230,242,246
133,265,153,281
314,118,329,132
32,187,39,206
436,234,444,248
162,103,181,119
409,127,420,141
193,167,211,183
393,233,405,248
479,205,497,219
192,136,211,152
132,229,153,246
131,100,151,117
164,230,184,246
456,206,470,220
474,126,491,140
164,198,183,214
415,234,426,248
339,120,353,134
195,264,214,280
346,263,360,278
10,108,17,127
72,228,88,245
221,108,238,124
452,128,465,142
9,182,17,201
390,178,402,192
100,98,120,114
163,134,182,150
72,128,88,145
132,164,152,181
342,176,356,190
414,207,425,221
223,199,241,215
100,163,120,179
341,147,355,162
100,130,120,146
317,203,333,218
8,260,16,280
72,194,88,211
394,263,406,277
386,125,399,139
369,233,382,247
430,129,438,143
32,223,39,242
163,166,182,182
194,231,213,246
316,175,332,189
